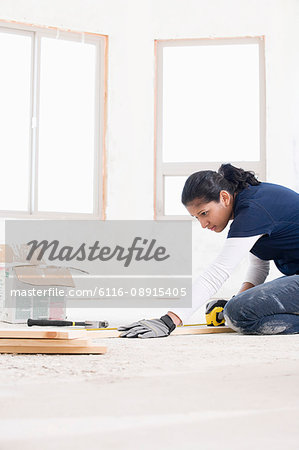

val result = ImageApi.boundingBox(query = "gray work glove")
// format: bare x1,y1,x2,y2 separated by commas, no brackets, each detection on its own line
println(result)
118,314,176,338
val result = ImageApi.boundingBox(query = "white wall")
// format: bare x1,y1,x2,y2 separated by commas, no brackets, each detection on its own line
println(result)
0,0,298,324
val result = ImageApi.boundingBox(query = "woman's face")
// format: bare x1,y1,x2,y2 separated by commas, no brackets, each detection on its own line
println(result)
185,191,235,233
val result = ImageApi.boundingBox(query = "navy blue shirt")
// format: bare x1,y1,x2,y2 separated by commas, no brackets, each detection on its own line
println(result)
227,182,299,276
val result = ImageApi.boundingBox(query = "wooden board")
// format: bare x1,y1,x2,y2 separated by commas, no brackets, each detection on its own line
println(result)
86,326,235,338
0,328,88,340
0,345,107,354
173,326,235,336
0,338,90,347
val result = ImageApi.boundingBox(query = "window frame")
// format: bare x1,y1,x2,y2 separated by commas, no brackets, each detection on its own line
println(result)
154,36,266,220
0,20,108,220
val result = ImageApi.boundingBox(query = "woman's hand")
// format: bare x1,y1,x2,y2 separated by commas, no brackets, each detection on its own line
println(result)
118,314,176,338
167,311,183,326
238,282,255,294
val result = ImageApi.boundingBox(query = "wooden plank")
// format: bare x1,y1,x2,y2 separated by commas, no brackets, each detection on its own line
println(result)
173,326,235,336
0,328,88,340
0,338,90,347
86,326,235,338
0,345,107,354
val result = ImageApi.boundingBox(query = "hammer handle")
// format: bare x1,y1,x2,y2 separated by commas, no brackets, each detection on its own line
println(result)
27,319,85,327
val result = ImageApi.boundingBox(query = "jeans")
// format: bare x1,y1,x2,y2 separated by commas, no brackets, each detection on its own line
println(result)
223,275,299,335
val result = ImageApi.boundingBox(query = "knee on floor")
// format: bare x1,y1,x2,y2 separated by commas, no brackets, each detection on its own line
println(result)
223,296,250,333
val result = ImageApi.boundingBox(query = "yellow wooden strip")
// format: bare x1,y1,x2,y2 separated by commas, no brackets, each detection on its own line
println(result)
0,345,107,354
173,326,235,336
87,329,120,338
86,326,235,338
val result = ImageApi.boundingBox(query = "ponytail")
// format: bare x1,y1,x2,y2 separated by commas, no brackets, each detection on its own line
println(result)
181,163,260,205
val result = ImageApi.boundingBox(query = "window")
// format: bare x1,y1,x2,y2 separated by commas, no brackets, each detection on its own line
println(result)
155,37,266,219
0,22,107,218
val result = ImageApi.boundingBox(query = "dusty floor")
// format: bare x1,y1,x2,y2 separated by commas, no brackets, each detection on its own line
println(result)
0,332,298,449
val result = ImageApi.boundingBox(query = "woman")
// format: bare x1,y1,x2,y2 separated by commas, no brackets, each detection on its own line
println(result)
119,164,299,338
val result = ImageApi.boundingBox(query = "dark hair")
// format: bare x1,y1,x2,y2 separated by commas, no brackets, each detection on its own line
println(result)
181,163,261,205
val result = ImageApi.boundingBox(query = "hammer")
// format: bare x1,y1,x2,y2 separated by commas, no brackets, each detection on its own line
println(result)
27,319,109,329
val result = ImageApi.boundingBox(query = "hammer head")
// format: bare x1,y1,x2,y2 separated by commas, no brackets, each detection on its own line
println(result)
85,320,109,329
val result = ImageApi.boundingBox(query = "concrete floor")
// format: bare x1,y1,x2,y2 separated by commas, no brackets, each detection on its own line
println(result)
0,332,298,449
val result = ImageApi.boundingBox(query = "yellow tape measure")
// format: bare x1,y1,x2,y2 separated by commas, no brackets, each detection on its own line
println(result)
206,306,225,327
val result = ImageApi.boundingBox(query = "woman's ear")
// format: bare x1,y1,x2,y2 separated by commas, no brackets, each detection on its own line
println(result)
220,190,231,207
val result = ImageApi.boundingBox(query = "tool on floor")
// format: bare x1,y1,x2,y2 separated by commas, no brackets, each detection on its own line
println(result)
205,300,228,326
27,319,109,328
